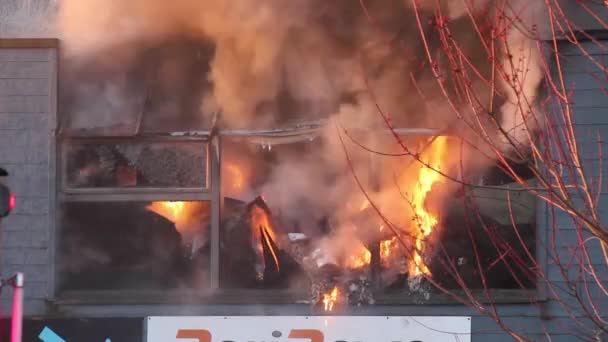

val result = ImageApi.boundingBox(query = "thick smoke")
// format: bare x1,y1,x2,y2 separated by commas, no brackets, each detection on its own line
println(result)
36,0,548,272
57,0,446,129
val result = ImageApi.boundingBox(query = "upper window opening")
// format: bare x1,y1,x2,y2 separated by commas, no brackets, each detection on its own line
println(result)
65,141,208,189
59,36,216,136
218,134,537,307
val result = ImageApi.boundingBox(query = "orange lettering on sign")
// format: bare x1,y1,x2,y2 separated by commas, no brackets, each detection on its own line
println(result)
288,329,324,342
176,329,212,342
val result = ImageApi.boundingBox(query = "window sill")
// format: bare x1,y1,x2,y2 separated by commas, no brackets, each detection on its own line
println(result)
52,288,542,306
374,289,542,305
53,289,311,305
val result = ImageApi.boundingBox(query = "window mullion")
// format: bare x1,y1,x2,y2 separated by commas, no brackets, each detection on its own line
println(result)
209,136,221,289
60,191,212,202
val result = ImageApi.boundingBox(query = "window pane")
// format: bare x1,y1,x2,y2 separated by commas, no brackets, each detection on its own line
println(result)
379,160,537,295
219,196,310,291
57,201,210,291
65,142,207,188
218,135,537,305
219,138,319,290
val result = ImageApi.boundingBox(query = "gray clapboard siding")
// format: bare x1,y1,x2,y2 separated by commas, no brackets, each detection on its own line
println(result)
558,41,608,57
563,72,608,91
561,109,608,125
544,0,608,41
549,193,608,230
556,242,607,261
0,40,56,315
0,95,49,113
546,122,608,162
531,41,608,340
0,48,51,62
564,89,608,108
0,79,49,95
0,61,50,78
544,156,608,193
557,54,608,74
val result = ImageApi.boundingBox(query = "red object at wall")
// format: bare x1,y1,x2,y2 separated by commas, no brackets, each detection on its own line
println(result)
0,184,13,217
8,193,15,212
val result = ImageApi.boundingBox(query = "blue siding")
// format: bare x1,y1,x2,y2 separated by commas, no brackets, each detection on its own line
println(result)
563,72,608,91
530,41,608,341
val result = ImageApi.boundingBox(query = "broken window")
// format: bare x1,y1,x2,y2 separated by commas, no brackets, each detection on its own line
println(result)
58,200,210,291
57,138,212,294
64,141,207,188
216,133,537,307
218,137,321,292
57,127,536,306
56,36,219,298
58,37,217,137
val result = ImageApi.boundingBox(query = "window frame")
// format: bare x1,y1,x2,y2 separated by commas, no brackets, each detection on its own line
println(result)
53,133,310,304
59,135,212,194
360,133,546,305
52,127,547,305
54,134,222,299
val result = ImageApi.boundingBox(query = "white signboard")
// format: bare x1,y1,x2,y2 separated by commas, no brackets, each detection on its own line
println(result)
145,316,471,342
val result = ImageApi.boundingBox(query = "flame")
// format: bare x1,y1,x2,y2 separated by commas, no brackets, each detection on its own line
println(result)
345,237,400,270
345,245,371,269
380,237,398,264
146,201,210,242
322,286,340,311
408,136,448,277
147,201,187,224
224,162,245,193
250,206,281,273
342,136,448,276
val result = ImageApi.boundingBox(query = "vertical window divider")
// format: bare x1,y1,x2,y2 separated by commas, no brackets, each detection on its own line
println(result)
210,136,221,289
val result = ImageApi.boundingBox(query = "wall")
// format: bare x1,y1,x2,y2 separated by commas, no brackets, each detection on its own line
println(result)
537,0,608,40
0,39,57,315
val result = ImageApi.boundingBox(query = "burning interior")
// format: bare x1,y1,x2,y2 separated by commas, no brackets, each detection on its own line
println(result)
54,0,541,309
58,130,536,309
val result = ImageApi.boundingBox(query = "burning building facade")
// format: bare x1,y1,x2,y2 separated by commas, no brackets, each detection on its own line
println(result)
0,0,607,341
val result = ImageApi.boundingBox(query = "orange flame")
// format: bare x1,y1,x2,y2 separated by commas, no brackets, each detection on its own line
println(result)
250,206,281,273
224,162,245,193
346,238,401,270
380,237,398,264
322,286,340,311
408,136,448,277
147,201,187,224
345,245,371,269
146,201,211,240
